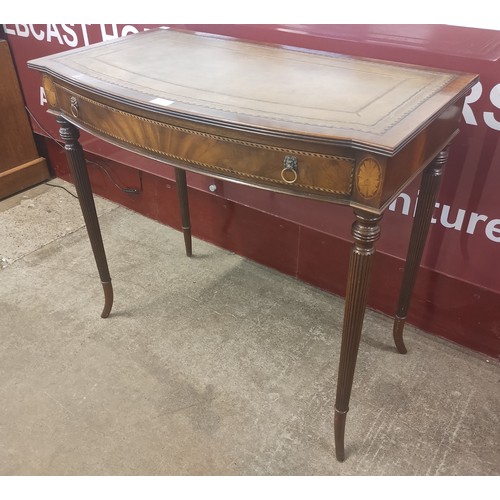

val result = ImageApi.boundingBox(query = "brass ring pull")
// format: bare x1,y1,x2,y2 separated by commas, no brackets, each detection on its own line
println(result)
281,155,298,184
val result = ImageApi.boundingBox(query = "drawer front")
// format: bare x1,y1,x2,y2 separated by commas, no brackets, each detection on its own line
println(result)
49,80,355,199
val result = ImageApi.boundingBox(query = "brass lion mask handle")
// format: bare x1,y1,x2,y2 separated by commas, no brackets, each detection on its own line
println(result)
281,155,298,184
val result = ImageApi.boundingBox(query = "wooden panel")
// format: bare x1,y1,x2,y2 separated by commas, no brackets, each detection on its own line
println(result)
0,158,49,199
0,40,39,172
0,40,49,198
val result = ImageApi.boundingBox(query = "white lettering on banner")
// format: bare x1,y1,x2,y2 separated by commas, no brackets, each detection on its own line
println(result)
46,24,64,45
40,86,47,106
389,193,500,243
61,25,79,47
121,25,139,36
462,81,482,126
100,24,139,41
81,25,91,46
2,24,143,47
2,24,88,46
466,212,488,235
462,81,500,131
484,84,500,131
100,24,119,41
13,24,30,37
486,219,500,242
30,25,45,41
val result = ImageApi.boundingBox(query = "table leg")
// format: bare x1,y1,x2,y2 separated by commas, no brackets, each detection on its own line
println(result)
334,209,382,462
174,168,192,257
393,148,448,354
57,116,113,318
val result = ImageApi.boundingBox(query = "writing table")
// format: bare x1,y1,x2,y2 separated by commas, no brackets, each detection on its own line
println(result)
28,29,478,461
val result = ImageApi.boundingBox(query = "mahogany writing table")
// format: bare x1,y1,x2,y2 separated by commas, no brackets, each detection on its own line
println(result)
28,29,478,461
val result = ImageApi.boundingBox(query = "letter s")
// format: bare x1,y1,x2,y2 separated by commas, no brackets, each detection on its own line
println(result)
61,24,78,47
484,83,500,131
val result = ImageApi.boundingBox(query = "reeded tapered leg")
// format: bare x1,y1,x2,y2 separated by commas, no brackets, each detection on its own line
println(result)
57,116,113,318
334,210,382,462
393,148,448,354
174,168,192,257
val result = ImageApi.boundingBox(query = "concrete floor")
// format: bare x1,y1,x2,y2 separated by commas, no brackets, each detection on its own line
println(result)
0,178,499,476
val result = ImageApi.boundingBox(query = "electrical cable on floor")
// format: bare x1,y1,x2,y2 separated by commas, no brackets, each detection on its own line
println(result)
85,159,142,194
44,182,79,199
25,106,142,195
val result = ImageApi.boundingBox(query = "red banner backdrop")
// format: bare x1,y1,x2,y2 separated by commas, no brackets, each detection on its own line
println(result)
4,24,500,358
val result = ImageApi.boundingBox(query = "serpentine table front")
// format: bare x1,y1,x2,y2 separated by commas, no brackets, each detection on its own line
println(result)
28,29,478,461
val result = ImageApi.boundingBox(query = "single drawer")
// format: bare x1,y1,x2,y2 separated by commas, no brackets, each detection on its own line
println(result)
47,78,355,200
